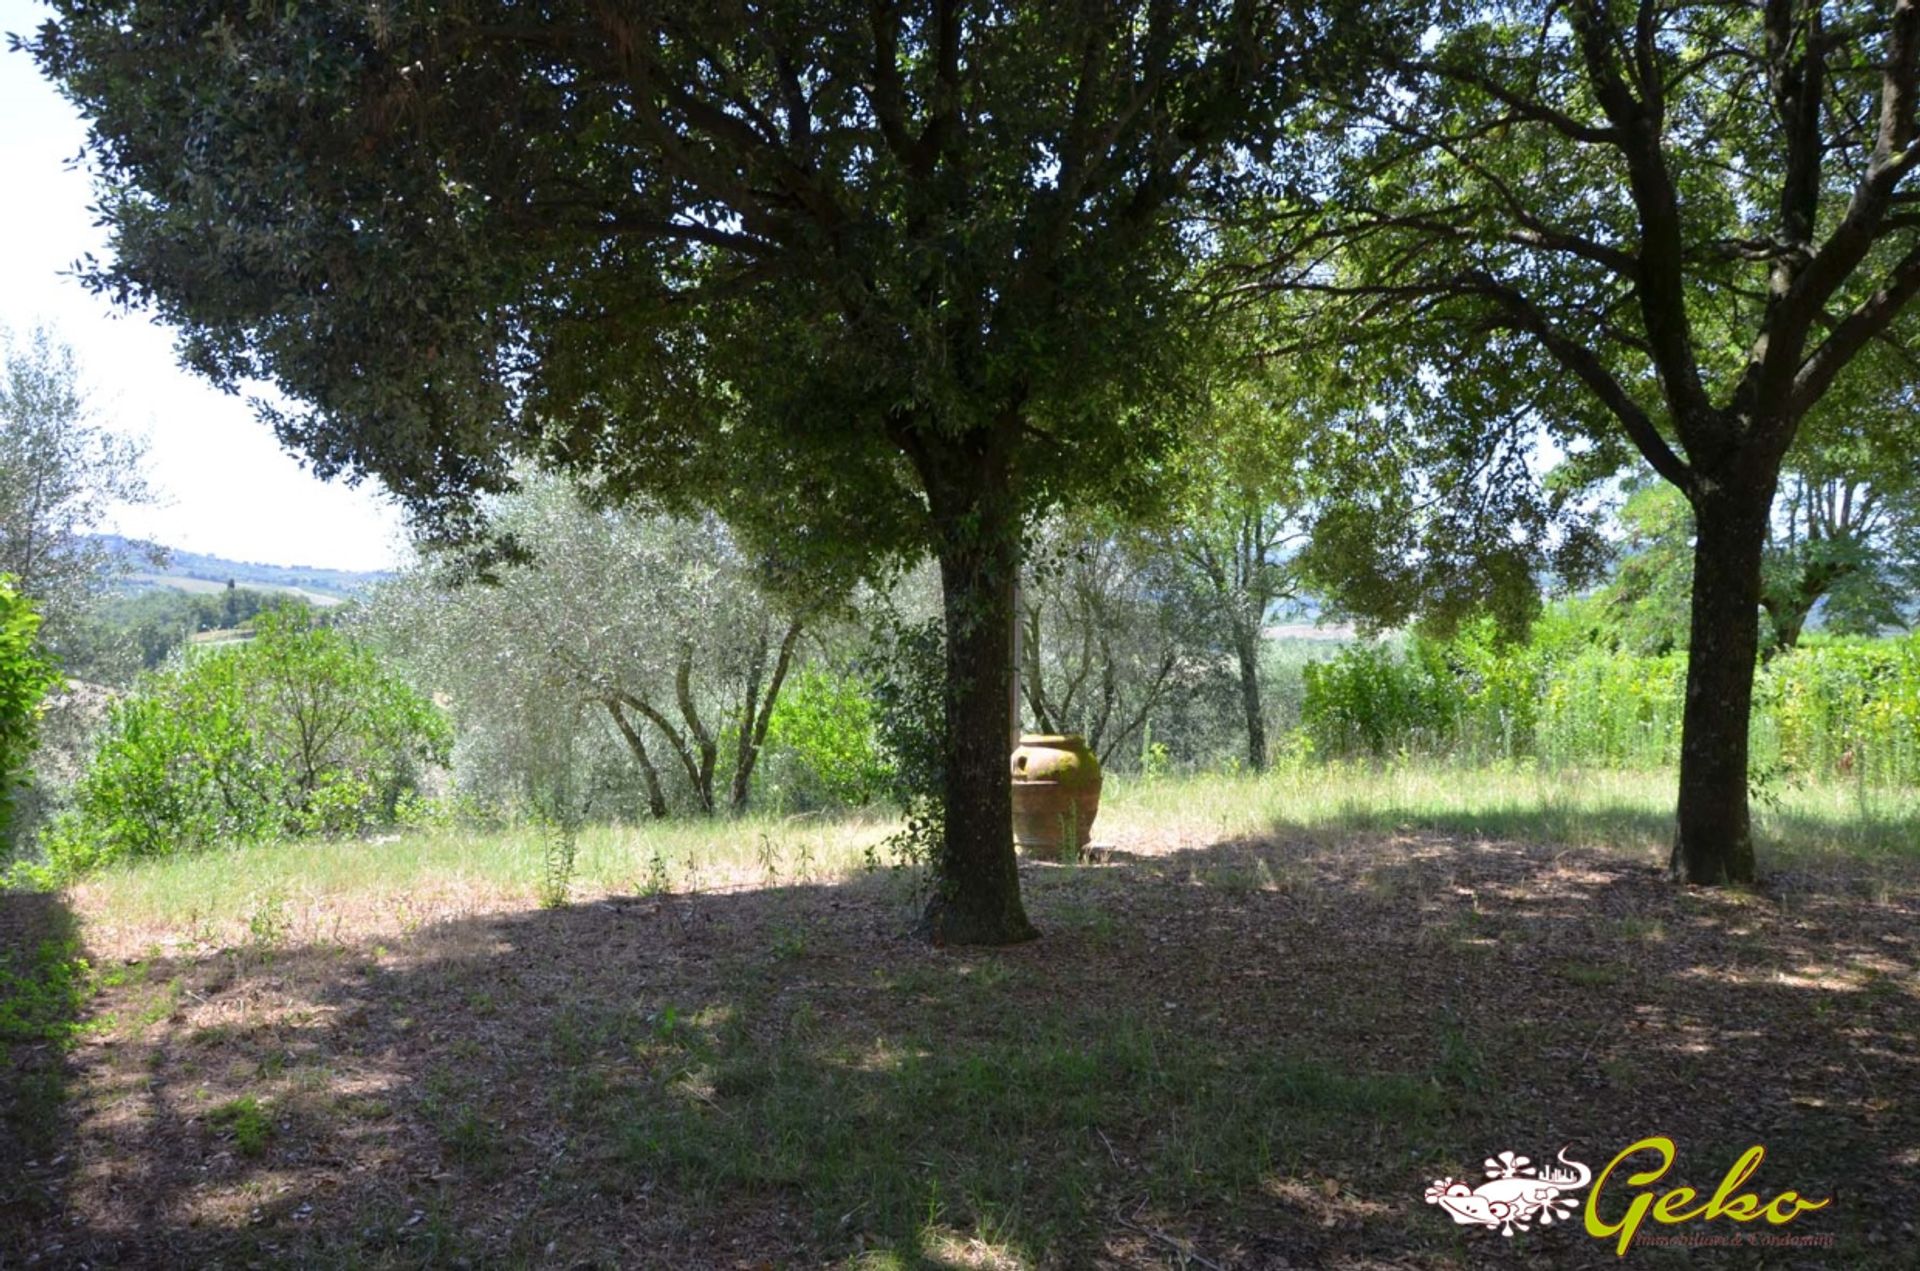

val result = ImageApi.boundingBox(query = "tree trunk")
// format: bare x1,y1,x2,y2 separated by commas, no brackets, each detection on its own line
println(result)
729,617,803,812
1760,559,1847,655
729,628,771,813
672,650,717,814
1761,594,1812,654
605,699,669,819
1232,619,1267,772
1672,484,1772,884
915,448,1037,946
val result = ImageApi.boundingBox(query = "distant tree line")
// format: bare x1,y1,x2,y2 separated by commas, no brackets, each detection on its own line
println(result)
74,585,308,678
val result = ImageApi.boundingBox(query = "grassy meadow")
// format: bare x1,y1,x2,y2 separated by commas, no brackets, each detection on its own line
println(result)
4,765,1918,1268
62,764,1920,955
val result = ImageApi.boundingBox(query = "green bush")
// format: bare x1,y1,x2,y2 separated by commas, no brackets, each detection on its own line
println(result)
1299,640,1461,757
0,577,60,843
1756,635,1920,784
41,607,449,875
763,666,893,808
1300,612,1920,785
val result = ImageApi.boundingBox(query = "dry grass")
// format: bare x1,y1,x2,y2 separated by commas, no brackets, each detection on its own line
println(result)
4,767,1918,1268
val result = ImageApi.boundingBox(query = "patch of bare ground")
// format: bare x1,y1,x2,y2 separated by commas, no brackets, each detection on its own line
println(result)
7,827,1916,1268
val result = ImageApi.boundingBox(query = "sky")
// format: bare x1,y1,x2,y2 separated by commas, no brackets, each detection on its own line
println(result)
0,0,407,571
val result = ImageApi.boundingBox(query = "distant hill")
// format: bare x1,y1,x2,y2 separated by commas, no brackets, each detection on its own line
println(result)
94,534,391,607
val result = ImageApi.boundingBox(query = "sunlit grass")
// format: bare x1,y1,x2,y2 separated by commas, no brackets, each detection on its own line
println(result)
63,764,1920,954
67,811,895,954
1102,762,1920,866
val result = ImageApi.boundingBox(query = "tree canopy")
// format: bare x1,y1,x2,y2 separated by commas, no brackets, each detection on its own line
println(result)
0,328,152,659
1261,0,1920,883
373,477,814,819
31,0,1398,941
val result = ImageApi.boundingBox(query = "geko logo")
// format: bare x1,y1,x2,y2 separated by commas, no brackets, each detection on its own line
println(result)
1425,1137,1831,1256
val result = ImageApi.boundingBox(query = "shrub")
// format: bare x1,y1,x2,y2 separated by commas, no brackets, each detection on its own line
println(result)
1299,638,1468,757
42,606,448,875
0,578,60,843
1756,635,1920,784
1300,613,1920,785
763,667,893,808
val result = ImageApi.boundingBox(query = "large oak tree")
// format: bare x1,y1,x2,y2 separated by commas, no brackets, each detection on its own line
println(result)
26,1,1388,941
1266,0,1920,883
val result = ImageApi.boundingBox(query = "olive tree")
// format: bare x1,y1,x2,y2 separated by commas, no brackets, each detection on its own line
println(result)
0,578,60,845
1018,517,1209,765
373,478,807,817
1148,350,1318,772
0,327,153,659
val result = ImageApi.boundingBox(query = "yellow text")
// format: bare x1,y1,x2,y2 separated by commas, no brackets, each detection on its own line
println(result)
1584,1136,1830,1257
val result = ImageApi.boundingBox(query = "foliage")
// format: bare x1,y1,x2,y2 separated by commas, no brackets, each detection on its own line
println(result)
1301,613,1920,787
0,903,90,1166
1019,516,1215,765
1277,1,1920,629
1606,411,1920,656
1268,0,1920,882
0,328,155,664
71,585,299,679
1147,326,1322,769
42,607,447,875
1600,484,1699,657
29,0,1401,942
865,611,949,812
1300,641,1464,760
370,477,814,819
1755,636,1920,787
1759,348,1920,648
0,580,61,844
762,667,892,810
863,607,950,883
0,934,89,1066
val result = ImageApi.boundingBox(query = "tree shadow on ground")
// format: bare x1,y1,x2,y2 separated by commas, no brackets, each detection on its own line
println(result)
0,888,86,1242
11,825,1919,1269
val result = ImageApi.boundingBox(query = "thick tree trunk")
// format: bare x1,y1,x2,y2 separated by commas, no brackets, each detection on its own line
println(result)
922,540,1036,944
1672,485,1772,884
1232,620,1267,772
913,445,1036,946
1760,559,1847,654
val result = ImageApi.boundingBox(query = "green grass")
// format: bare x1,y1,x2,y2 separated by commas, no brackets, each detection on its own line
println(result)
58,764,1920,945
208,1095,273,1157
63,811,896,944
596,1005,1454,1256
1105,762,1920,865
0,935,89,1066
0,893,90,1220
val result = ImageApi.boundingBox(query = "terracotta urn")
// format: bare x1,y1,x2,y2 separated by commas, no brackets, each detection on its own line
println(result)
1010,733,1102,859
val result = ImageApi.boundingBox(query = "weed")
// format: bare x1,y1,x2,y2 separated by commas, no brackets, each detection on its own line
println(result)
246,888,291,948
538,818,579,910
768,922,809,961
0,936,90,1063
642,844,670,896
209,1095,272,1157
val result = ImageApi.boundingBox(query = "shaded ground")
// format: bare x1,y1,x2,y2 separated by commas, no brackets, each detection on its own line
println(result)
4,824,1916,1268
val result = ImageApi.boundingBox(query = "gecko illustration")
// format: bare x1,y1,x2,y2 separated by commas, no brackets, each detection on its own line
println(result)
1425,1149,1593,1237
